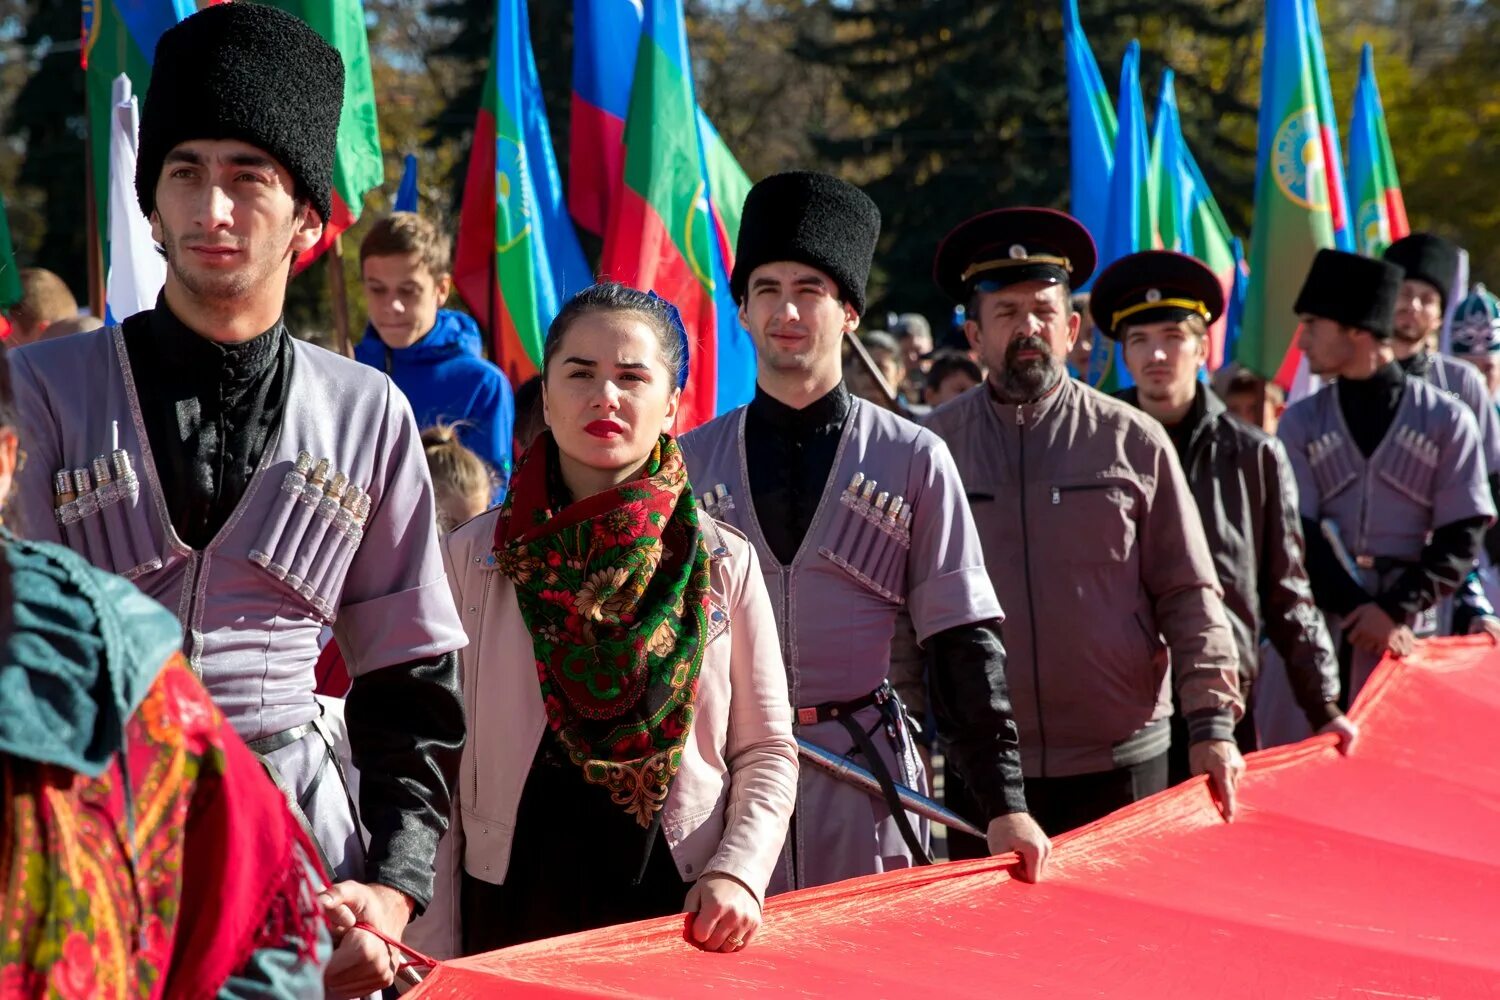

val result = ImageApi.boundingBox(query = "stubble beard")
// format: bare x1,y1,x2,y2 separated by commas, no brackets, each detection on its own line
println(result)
160,219,295,305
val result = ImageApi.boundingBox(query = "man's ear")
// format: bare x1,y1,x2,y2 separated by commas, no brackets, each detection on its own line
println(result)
289,202,325,257
844,302,861,334
436,272,454,305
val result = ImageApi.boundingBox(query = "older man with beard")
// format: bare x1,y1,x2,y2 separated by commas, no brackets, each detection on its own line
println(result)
923,209,1244,835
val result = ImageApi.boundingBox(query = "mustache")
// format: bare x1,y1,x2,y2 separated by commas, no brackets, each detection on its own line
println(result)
1005,335,1052,363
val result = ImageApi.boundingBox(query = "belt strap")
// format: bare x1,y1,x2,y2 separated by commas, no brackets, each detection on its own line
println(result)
833,709,932,866
246,721,318,757
797,687,882,727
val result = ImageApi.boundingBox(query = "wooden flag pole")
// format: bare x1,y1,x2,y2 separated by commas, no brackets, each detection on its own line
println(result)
84,82,106,319
327,235,353,358
843,328,899,407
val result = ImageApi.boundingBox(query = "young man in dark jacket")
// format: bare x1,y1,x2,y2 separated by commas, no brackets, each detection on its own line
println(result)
1095,251,1358,777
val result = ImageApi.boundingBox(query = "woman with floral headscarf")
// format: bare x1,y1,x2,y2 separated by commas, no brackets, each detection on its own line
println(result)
409,284,798,958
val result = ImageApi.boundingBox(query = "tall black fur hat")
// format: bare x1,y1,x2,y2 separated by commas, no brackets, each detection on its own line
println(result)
730,172,881,315
1293,249,1403,339
136,3,345,223
1383,233,1462,309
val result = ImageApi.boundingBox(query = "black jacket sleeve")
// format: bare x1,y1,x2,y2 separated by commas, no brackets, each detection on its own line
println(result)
1450,569,1496,637
1375,515,1488,622
1301,517,1374,617
1257,441,1342,729
1484,473,1500,567
926,620,1028,819
345,650,466,914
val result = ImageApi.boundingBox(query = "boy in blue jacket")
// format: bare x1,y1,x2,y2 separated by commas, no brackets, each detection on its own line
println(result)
357,213,514,495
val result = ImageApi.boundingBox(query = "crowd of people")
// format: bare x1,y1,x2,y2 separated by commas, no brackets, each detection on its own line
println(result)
2,3,1496,997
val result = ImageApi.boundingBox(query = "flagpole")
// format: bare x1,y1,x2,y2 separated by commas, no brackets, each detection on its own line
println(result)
843,329,899,407
84,81,105,319
327,235,353,357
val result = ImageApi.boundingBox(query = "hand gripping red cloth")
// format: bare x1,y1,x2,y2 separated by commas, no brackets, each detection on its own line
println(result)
407,637,1500,998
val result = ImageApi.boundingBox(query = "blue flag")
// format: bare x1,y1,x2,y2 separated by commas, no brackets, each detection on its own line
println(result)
394,153,419,212
1064,0,1117,290
1088,40,1150,391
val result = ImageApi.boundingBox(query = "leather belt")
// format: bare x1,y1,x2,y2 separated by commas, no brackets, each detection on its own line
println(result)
246,721,317,757
796,685,887,727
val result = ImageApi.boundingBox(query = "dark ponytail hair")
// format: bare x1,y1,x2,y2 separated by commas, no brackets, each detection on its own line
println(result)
541,282,689,389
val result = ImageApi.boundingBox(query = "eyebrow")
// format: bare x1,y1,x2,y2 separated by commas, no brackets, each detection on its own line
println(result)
561,357,651,370
163,149,278,170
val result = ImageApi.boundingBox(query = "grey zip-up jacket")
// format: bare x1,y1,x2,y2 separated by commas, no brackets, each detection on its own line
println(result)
925,377,1242,778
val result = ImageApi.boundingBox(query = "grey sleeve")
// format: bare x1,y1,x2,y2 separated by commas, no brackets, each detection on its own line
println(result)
334,378,467,675
8,348,65,543
905,433,1004,641
1432,404,1496,529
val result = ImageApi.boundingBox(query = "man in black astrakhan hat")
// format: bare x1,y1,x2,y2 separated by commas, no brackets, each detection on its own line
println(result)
679,171,1049,892
9,5,467,995
1271,249,1492,739
923,209,1246,837
1093,250,1354,779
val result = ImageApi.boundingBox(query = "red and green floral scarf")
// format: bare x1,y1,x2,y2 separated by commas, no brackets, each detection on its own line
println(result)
493,432,711,827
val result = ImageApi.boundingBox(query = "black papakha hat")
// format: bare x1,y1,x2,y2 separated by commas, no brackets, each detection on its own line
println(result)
1293,249,1404,339
932,207,1097,303
1090,251,1225,341
1383,233,1462,309
136,3,345,223
730,171,881,315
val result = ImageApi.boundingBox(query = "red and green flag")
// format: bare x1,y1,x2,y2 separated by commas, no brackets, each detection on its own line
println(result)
82,0,381,274
1150,69,1238,371
1237,0,1339,389
452,0,592,384
1347,43,1408,258
598,0,743,431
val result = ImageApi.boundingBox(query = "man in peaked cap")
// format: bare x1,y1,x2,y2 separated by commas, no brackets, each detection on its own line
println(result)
1095,250,1354,779
1268,250,1492,743
924,210,1246,838
10,5,466,994
680,171,1048,892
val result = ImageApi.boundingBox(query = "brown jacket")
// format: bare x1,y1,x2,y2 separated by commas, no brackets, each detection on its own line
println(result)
405,508,798,959
925,377,1242,778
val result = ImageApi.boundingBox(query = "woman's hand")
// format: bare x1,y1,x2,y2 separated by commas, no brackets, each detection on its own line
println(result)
683,872,761,952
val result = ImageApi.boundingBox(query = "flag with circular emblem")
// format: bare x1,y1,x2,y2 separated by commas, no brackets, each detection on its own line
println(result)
1237,0,1340,390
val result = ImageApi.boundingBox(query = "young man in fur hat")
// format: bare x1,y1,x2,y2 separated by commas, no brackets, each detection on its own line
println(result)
1093,250,1355,774
680,171,1048,892
9,5,466,994
1276,249,1492,720
923,208,1245,835
1385,235,1500,555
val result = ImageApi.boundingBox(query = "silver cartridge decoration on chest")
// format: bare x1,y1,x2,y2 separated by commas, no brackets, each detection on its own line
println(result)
249,452,372,623
310,487,371,619
819,470,913,604
699,483,735,520
51,423,163,581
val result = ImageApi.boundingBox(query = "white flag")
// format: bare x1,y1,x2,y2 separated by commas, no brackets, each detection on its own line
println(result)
105,75,165,325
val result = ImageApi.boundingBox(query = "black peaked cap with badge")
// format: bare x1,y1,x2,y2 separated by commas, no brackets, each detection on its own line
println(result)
1090,251,1225,341
932,208,1097,304
730,171,881,315
136,2,346,224
1294,249,1404,339
1383,233,1462,309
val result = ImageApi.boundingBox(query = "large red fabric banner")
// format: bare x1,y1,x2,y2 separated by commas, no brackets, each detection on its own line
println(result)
410,638,1500,998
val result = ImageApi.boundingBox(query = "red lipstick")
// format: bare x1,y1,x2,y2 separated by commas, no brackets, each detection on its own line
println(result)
585,419,625,439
